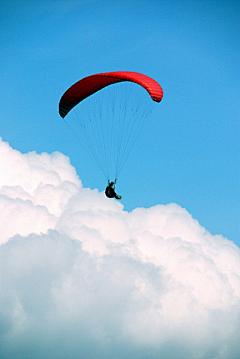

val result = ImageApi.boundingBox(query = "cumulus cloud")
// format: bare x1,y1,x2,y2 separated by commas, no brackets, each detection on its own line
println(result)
0,137,240,359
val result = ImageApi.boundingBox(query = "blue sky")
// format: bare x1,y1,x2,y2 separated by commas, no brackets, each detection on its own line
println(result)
1,0,239,244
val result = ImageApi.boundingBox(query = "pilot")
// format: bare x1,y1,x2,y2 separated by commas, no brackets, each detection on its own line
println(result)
105,181,122,200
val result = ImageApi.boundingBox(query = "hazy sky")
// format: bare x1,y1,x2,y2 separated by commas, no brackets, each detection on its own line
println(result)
0,1,239,358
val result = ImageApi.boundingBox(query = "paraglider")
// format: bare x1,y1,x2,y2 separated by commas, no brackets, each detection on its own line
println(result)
105,181,122,200
59,71,163,199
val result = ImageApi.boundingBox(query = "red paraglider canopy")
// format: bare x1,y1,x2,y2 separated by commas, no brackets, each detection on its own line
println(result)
59,71,163,118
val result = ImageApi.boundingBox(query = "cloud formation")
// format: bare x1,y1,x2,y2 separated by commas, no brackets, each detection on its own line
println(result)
0,137,240,359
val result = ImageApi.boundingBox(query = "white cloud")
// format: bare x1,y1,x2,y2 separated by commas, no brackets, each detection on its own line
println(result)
0,137,240,359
